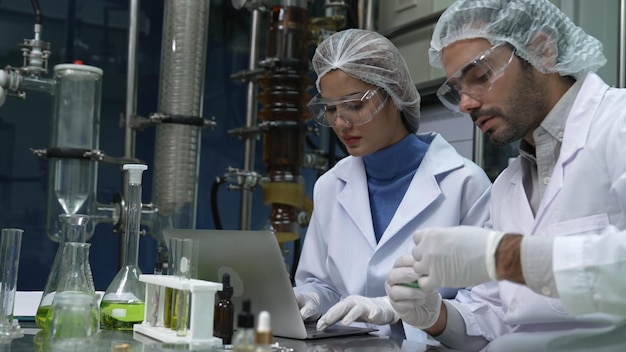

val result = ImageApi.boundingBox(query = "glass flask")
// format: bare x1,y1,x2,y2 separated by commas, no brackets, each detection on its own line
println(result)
43,241,97,334
100,164,148,330
48,292,98,350
36,214,91,329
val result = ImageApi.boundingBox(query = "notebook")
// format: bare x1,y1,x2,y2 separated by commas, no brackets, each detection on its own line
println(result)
162,228,377,340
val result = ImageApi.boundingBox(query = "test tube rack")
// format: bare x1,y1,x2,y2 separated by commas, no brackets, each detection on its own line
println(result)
134,274,223,344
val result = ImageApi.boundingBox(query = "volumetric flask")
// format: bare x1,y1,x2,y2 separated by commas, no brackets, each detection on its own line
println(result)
37,214,91,330
100,164,147,330
0,228,23,340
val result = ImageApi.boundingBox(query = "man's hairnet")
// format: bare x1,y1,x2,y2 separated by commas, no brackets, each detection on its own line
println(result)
312,28,421,133
429,0,607,80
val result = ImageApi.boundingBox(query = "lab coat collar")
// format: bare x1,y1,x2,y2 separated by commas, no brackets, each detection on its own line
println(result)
535,72,609,230
334,132,466,247
382,132,466,242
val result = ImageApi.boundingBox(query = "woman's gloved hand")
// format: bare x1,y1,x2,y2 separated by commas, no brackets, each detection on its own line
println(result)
316,295,399,331
295,291,322,321
385,254,442,329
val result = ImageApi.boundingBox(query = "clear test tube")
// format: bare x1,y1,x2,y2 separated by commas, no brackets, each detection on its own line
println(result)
173,238,198,337
45,64,103,243
0,228,23,338
164,238,181,329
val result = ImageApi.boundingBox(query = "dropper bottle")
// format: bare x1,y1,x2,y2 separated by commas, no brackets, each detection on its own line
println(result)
254,311,272,352
232,300,255,352
100,164,148,330
214,273,235,344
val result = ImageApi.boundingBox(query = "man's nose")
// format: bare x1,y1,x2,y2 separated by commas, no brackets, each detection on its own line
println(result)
458,92,481,114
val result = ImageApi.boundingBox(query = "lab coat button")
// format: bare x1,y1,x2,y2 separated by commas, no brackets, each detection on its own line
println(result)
543,177,550,185
541,286,551,296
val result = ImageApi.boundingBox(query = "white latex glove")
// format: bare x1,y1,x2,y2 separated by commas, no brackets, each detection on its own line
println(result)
316,295,399,331
295,291,322,321
385,254,442,329
412,226,506,291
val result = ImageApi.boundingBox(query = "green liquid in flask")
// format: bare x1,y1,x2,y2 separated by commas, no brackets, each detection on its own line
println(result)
35,305,51,330
100,301,145,330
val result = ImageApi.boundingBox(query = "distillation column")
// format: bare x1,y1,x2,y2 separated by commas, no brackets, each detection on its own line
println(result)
152,0,211,240
258,2,313,244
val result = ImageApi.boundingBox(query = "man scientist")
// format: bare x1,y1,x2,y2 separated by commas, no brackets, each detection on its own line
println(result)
385,0,626,351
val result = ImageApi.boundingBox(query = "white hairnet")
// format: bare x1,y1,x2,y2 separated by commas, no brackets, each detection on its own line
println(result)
429,0,607,80
312,28,421,133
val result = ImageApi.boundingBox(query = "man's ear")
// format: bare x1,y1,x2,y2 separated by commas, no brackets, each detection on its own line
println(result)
528,28,558,69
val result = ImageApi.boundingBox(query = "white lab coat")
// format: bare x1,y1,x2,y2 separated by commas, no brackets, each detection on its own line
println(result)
451,73,626,351
294,132,491,341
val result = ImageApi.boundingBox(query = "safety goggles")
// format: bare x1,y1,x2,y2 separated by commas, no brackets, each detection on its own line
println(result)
437,42,515,112
307,87,388,127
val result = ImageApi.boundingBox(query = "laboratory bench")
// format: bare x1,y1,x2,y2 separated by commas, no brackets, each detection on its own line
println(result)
4,321,455,352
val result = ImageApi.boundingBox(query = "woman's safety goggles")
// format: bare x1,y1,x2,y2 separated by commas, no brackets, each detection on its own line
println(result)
307,87,388,127
437,43,515,112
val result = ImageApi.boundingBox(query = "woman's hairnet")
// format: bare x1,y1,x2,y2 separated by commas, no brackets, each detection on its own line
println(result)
429,0,606,80
312,28,421,133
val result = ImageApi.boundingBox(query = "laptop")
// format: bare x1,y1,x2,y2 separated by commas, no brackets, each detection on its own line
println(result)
162,228,377,340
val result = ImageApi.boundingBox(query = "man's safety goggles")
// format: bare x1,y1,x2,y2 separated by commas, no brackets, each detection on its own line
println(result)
437,42,515,112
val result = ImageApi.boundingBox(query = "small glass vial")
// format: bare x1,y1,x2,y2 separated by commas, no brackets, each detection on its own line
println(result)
48,292,97,349
232,300,255,352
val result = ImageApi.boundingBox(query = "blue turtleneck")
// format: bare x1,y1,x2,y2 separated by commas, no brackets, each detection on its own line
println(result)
363,134,429,243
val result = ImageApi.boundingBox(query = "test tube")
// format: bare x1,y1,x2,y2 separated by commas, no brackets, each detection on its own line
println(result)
0,228,24,338
173,238,198,337
164,238,181,329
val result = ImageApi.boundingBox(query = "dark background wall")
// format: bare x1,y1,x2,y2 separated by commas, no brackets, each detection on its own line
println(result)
0,0,335,291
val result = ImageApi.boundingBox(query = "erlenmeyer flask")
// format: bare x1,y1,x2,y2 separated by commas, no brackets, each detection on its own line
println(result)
57,242,95,293
100,164,147,330
36,214,91,329
44,241,97,337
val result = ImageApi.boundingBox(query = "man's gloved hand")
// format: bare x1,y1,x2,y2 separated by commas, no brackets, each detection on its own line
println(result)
385,254,442,329
316,295,399,331
412,226,506,291
295,291,322,321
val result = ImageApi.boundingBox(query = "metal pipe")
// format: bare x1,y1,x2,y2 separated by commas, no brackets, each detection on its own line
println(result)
617,0,626,88
239,8,262,231
124,0,140,162
360,0,374,30
121,0,141,267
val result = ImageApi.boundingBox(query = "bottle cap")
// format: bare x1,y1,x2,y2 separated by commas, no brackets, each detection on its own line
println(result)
237,299,254,328
255,311,272,345
257,310,271,333
123,164,148,184
220,272,233,296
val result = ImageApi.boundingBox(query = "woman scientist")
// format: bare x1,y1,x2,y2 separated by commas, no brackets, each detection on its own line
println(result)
292,28,492,341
